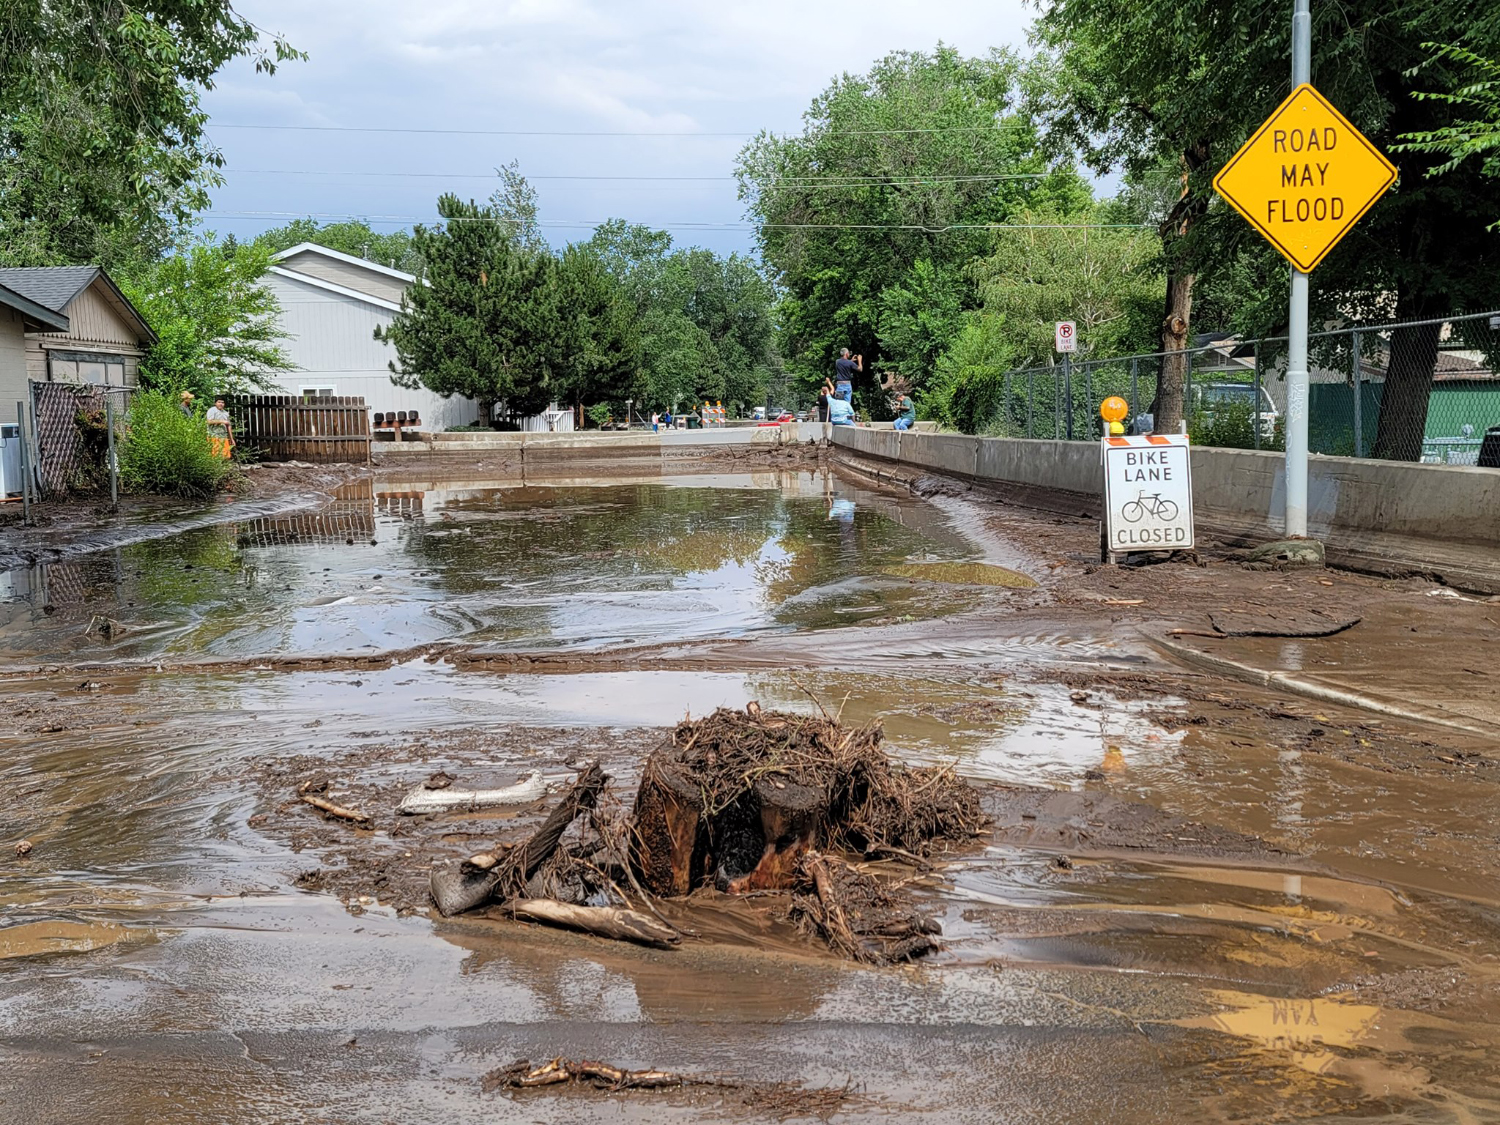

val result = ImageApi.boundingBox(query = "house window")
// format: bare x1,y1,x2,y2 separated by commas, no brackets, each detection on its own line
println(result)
48,351,126,386
300,385,336,401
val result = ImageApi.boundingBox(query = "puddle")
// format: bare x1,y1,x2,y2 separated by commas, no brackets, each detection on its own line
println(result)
0,472,1013,662
0,918,147,959
882,561,1039,588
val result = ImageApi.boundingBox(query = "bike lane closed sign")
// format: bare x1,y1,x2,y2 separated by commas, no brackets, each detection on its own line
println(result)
1102,434,1195,551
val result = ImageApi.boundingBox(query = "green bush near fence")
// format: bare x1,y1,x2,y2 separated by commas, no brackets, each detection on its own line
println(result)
1188,400,1285,451
120,390,232,498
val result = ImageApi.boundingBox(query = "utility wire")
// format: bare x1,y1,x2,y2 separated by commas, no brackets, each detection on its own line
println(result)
212,210,1149,232
226,168,1054,184
212,122,1030,138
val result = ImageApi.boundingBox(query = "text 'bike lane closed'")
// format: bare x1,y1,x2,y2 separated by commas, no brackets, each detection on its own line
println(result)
1102,435,1195,551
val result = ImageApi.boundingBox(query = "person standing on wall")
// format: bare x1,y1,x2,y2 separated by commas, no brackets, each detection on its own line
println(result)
817,379,832,423
834,348,861,401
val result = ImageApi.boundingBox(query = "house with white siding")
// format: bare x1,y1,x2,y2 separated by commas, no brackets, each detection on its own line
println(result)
0,266,155,421
264,243,479,431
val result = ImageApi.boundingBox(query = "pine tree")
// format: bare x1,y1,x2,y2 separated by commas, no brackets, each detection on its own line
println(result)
377,194,561,420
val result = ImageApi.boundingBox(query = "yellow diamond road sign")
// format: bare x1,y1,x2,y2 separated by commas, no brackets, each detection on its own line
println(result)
1214,83,1398,273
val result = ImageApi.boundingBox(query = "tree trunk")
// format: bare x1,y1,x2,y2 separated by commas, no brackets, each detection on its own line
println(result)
631,759,704,897
1153,271,1195,432
1371,319,1442,462
1148,144,1210,434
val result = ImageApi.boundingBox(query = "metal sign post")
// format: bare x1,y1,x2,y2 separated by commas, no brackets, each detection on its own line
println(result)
1056,322,1078,441
1286,0,1312,538
1212,0,1397,540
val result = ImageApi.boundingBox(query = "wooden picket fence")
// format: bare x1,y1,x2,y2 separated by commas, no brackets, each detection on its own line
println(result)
229,395,371,464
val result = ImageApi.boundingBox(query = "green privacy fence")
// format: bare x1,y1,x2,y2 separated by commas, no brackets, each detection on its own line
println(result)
978,310,1500,463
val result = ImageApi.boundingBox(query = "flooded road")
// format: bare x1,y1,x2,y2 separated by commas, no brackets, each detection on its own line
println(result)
3,466,1499,1123
0,472,1007,662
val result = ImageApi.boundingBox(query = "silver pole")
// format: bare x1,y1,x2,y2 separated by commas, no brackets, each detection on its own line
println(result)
1350,329,1362,457
106,396,119,510
17,400,33,525
1285,0,1312,537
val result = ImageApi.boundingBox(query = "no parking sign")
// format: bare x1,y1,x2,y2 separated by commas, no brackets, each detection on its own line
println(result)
1055,321,1077,353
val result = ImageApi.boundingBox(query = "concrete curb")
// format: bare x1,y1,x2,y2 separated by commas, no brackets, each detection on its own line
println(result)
1147,632,1488,735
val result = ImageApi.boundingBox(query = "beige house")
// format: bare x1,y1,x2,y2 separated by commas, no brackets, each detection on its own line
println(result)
0,266,156,422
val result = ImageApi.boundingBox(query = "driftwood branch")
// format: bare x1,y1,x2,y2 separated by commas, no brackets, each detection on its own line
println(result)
430,763,606,917
300,794,370,823
484,1056,726,1092
508,898,680,948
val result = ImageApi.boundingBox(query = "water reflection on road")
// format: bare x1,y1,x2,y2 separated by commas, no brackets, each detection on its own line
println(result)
0,471,1009,661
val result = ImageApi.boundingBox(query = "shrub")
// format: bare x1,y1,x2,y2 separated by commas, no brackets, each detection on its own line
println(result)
1188,399,1284,451
120,390,232,498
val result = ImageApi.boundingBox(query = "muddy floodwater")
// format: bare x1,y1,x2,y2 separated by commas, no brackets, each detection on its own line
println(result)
2,466,1499,1124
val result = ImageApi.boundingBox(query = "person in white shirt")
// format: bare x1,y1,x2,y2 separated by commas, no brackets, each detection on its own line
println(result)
205,398,234,459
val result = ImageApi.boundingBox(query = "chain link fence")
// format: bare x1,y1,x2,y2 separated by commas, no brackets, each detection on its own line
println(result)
978,310,1500,464
28,381,132,496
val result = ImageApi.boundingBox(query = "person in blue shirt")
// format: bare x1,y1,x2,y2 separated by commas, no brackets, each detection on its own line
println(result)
828,394,855,426
834,349,861,401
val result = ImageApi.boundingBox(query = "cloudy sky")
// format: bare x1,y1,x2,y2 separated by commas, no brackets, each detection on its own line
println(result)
204,1,1036,256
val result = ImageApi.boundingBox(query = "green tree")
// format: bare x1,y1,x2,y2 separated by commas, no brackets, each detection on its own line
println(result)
554,244,641,411
118,237,293,399
583,220,780,414
967,209,1162,368
1035,0,1500,458
876,259,965,392
1396,45,1500,211
925,207,1159,432
253,219,421,274
736,46,1089,403
0,1,301,267
925,314,1017,433
376,194,561,420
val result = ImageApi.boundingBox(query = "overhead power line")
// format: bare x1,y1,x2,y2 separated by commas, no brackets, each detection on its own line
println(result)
211,209,1149,233
225,168,1053,185
213,122,1028,139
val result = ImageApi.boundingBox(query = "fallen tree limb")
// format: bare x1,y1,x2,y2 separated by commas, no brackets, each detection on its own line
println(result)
508,898,680,949
484,1056,724,1092
300,794,370,823
430,763,606,917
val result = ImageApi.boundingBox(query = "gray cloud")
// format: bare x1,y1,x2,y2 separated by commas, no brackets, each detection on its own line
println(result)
205,1,1034,254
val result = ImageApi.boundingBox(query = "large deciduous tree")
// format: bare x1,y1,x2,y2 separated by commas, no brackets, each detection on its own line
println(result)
927,207,1161,431
0,1,301,267
736,46,1088,405
119,237,294,399
1036,0,1500,456
583,220,780,414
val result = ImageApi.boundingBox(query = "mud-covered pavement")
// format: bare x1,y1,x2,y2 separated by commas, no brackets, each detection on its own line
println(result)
2,459,1499,1123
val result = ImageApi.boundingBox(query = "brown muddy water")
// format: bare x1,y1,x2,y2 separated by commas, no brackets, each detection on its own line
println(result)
2,468,1499,1124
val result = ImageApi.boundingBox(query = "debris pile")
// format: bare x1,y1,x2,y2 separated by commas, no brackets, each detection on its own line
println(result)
632,703,987,897
788,852,942,965
301,704,989,963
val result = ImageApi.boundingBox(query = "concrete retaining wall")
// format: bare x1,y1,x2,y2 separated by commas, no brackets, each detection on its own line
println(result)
378,421,830,458
831,428,1500,589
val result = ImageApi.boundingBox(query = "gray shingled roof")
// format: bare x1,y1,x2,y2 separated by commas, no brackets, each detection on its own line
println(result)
0,266,100,314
